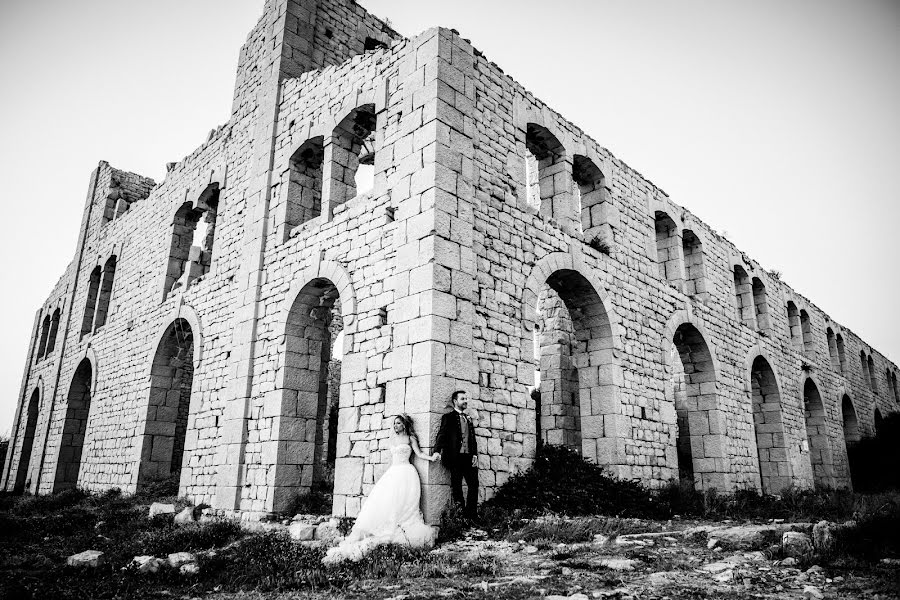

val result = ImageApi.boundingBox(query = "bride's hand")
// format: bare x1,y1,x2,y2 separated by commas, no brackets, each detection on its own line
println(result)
430,452,441,462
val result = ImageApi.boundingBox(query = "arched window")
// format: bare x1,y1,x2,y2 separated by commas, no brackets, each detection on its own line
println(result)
826,328,839,371
860,350,867,382
81,266,101,337
280,136,324,240
327,104,377,218
525,123,574,231
751,277,770,332
867,355,877,393
572,154,612,249
799,310,814,354
891,370,899,404
836,334,847,375
785,301,801,348
681,229,705,296
46,308,61,354
874,408,884,437
733,265,754,328
92,255,117,332
37,314,51,359
163,184,220,300
654,212,683,287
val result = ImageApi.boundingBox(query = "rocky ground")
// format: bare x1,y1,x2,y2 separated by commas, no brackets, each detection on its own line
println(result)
202,517,900,600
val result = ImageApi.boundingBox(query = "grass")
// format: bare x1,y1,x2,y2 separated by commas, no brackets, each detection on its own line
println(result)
2,445,899,599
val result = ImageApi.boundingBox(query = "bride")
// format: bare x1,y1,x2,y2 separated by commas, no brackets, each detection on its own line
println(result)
323,414,439,563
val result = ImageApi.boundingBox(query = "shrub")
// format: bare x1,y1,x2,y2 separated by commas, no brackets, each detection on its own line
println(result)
484,445,657,519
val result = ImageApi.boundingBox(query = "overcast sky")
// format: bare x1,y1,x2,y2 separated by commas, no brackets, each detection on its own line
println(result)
0,0,897,437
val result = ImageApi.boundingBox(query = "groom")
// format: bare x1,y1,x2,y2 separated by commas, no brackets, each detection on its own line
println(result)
435,390,479,519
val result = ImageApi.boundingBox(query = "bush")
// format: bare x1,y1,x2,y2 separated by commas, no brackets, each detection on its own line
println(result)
484,445,657,519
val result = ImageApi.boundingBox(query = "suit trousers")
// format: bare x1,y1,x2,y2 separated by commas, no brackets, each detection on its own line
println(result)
449,454,478,518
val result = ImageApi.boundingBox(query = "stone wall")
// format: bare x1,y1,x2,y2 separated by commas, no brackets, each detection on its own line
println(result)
2,0,898,524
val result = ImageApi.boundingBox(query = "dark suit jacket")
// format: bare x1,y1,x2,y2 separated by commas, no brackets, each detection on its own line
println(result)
435,410,478,468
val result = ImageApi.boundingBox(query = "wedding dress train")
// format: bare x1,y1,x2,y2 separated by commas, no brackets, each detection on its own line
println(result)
323,443,436,564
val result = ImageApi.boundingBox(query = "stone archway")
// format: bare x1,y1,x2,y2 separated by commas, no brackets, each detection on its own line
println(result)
533,269,614,458
137,318,196,489
14,388,40,493
272,277,346,512
749,355,791,494
667,322,728,490
803,377,835,489
54,358,93,492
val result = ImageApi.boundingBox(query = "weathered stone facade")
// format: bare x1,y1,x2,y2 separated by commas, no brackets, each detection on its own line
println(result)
3,0,898,522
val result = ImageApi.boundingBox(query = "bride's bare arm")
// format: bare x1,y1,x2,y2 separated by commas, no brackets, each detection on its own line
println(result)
410,437,437,461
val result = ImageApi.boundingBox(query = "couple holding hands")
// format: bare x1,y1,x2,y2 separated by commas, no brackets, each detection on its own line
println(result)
324,391,478,562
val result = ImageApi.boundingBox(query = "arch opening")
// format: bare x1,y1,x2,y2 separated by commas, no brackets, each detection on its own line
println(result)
799,310,813,354
654,212,682,287
37,314,51,359
750,356,790,494
47,309,61,355
164,184,220,300
681,229,706,296
276,278,345,511
525,123,571,225
572,154,611,246
81,266,102,337
668,323,724,489
92,255,117,332
137,318,195,489
329,104,377,213
842,394,860,485
803,379,834,489
733,266,754,328
14,389,40,493
53,359,93,492
751,277,770,332
282,136,324,239
532,269,614,462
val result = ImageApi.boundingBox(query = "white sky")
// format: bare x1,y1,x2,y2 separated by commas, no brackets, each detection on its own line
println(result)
0,0,897,437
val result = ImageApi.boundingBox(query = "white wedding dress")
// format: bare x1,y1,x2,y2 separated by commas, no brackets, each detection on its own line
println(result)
323,443,436,564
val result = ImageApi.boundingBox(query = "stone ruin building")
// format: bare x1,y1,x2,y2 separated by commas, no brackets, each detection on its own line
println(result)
3,0,899,522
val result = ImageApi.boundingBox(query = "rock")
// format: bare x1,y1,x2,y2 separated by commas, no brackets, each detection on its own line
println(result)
595,557,638,571
131,555,164,573
148,503,176,519
707,538,719,549
880,557,900,566
712,569,733,583
716,523,810,550
803,585,824,600
812,520,834,553
66,550,105,568
593,534,609,545
179,562,200,575
782,531,813,557
701,561,733,574
289,523,317,541
781,557,798,567
167,552,197,568
524,545,539,554
314,520,343,544
174,507,195,525
648,571,676,584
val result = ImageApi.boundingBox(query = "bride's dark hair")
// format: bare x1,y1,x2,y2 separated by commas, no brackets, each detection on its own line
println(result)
395,413,417,439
